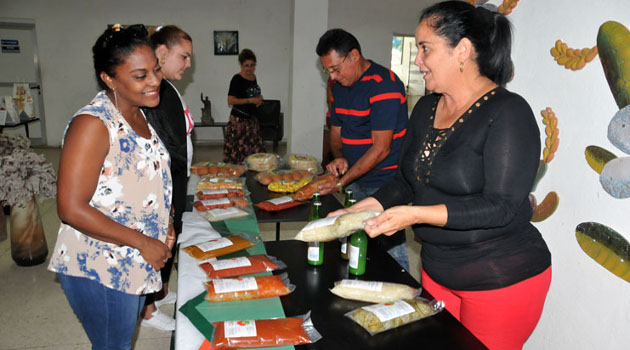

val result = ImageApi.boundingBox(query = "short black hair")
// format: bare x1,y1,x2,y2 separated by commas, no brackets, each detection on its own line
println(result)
316,28,362,57
92,25,153,90
420,1,513,86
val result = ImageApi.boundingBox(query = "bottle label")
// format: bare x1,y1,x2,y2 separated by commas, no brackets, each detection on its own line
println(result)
197,237,233,252
340,279,383,292
210,257,252,270
362,300,415,322
224,320,257,338
302,216,338,230
212,277,258,293
307,242,320,261
268,196,293,205
201,198,231,206
341,239,347,254
201,189,229,195
349,245,360,268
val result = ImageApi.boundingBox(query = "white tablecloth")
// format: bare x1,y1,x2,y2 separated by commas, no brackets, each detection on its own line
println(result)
174,210,221,349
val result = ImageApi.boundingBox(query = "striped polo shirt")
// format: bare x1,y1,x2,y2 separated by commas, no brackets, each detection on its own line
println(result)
330,60,408,187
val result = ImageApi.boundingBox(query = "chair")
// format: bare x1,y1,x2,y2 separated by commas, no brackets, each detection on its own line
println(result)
256,99,284,151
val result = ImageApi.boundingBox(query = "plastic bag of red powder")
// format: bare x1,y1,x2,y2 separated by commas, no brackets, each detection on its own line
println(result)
208,311,321,349
204,273,294,302
255,196,304,212
198,255,286,279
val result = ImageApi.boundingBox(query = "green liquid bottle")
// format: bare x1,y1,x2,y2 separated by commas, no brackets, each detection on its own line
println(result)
307,201,324,266
348,229,367,275
340,198,356,260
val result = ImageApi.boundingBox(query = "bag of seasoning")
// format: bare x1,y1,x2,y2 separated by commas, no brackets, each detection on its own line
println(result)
204,273,294,302
345,297,444,335
207,311,321,349
330,279,420,303
182,234,261,260
198,254,286,279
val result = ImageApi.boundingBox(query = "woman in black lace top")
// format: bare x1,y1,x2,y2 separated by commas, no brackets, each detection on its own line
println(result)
331,2,551,349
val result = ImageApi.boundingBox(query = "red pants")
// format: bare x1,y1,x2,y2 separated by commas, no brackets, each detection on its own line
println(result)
421,267,551,350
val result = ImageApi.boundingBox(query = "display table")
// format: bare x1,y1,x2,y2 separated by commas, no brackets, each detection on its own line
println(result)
0,118,40,138
246,171,342,240
175,218,487,350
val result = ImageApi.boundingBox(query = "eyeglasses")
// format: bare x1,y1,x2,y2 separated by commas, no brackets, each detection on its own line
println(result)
323,54,348,75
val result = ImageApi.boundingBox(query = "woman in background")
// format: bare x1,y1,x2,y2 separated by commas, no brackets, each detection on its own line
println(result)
224,48,266,163
49,24,174,349
141,24,194,331
330,2,551,349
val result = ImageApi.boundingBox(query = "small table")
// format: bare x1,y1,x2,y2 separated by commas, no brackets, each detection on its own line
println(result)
193,122,228,138
0,118,40,138
246,171,343,240
266,240,488,350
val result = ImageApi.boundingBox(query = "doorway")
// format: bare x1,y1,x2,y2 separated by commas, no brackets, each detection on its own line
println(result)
391,35,425,114
0,19,46,144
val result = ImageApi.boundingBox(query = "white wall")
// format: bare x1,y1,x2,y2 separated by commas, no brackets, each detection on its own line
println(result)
504,0,630,348
0,0,292,146
4,0,629,347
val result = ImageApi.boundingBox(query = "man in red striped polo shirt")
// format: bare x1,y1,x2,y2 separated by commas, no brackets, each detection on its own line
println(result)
316,29,410,271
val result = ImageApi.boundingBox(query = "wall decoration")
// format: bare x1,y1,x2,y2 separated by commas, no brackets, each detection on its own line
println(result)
550,40,598,71
531,192,559,222
576,222,630,283
582,22,630,199
214,31,238,55
598,21,630,109
529,108,560,222
497,0,519,15
585,145,617,174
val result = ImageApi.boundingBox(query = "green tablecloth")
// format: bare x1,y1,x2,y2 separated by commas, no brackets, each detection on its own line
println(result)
178,200,293,350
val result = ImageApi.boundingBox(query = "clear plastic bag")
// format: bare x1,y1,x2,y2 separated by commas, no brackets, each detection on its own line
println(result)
345,297,444,335
288,153,320,173
245,153,280,172
198,254,286,279
191,162,247,177
196,176,246,191
209,311,321,349
193,197,250,211
294,210,381,242
330,279,420,303
196,206,251,222
204,273,294,302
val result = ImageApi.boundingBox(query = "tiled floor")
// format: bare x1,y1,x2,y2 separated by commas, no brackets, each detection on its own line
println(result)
0,144,421,350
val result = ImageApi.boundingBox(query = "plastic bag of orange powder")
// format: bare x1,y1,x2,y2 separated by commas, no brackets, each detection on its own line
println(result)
207,312,321,349
198,255,286,279
182,235,261,261
204,273,294,302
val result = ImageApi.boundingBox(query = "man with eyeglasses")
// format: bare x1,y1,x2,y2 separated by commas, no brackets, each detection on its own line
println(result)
316,28,410,271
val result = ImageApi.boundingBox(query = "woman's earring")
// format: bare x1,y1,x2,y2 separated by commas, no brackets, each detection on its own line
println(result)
459,61,464,72
113,88,119,111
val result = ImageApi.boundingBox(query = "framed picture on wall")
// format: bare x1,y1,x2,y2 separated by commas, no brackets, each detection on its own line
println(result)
214,31,239,55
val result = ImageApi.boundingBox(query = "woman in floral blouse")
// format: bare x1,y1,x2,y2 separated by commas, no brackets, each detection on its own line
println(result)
48,24,174,349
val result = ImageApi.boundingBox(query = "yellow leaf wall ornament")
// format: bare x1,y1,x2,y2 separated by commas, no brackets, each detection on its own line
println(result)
550,40,598,71
498,0,519,15
541,108,559,163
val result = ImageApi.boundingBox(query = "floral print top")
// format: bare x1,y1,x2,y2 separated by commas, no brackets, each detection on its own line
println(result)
48,91,173,295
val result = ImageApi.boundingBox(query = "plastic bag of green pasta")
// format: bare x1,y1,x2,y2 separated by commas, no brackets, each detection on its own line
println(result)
345,297,445,335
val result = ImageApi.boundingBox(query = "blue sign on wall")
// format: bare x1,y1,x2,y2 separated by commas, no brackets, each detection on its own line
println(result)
1,39,20,53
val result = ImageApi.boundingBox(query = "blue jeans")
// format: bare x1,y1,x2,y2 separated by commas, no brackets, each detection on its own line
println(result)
346,182,410,272
58,273,146,350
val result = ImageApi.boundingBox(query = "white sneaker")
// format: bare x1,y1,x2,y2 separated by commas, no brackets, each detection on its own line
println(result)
141,309,175,331
155,291,177,307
